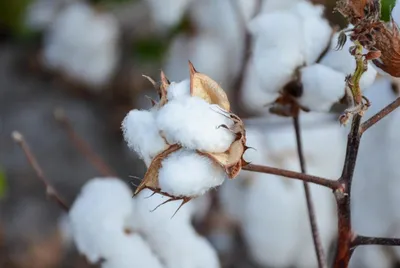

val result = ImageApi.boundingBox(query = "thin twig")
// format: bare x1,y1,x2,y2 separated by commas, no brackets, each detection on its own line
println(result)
12,131,69,211
360,96,400,133
242,164,340,190
54,108,117,177
293,115,327,268
352,235,400,248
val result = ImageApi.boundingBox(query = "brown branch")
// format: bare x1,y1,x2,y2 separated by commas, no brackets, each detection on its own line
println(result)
54,108,117,177
352,235,400,248
242,164,340,190
12,131,69,211
293,115,327,268
360,96,400,134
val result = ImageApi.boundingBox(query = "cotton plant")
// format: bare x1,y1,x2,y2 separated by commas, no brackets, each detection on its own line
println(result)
42,2,120,89
122,62,247,207
219,116,345,268
241,0,377,114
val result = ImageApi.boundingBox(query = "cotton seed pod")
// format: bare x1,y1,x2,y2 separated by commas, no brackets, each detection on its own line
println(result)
134,63,248,205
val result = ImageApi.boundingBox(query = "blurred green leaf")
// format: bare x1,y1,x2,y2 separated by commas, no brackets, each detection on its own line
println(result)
132,38,168,63
0,168,8,199
0,0,35,39
381,0,396,22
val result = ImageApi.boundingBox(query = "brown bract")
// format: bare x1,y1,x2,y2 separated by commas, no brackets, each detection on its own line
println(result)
134,62,247,202
337,0,400,77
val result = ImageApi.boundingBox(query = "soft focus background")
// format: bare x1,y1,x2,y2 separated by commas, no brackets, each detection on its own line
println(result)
1,0,400,267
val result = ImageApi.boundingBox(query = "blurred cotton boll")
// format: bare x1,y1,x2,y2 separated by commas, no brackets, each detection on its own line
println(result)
261,0,305,13
220,115,344,267
42,2,120,89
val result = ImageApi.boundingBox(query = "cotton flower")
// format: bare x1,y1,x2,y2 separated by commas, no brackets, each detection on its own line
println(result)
156,96,235,153
159,149,227,197
122,109,168,167
42,2,120,89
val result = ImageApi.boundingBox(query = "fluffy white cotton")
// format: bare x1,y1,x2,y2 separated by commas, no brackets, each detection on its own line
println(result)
240,59,279,114
249,12,304,93
69,178,135,263
261,0,304,13
122,109,168,167
167,79,191,101
156,96,235,153
147,0,193,32
101,234,163,268
159,150,227,197
320,31,377,91
26,0,73,31
292,1,332,65
298,64,347,111
133,190,220,268
392,0,400,26
42,2,120,88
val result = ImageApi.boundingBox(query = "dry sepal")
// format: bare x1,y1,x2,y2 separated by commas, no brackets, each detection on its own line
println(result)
124,62,248,207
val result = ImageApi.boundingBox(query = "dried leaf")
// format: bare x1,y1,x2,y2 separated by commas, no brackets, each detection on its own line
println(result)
189,61,231,111
134,144,181,195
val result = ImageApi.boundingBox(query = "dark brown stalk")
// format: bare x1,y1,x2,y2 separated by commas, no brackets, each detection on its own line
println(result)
242,164,340,190
54,108,117,177
361,96,400,133
12,131,69,211
293,115,327,268
352,235,400,248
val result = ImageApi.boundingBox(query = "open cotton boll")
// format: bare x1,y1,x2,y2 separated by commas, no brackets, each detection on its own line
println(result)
42,2,120,88
164,33,229,88
158,149,227,197
147,0,193,32
156,96,235,153
133,190,220,268
240,59,279,114
101,234,163,268
122,109,168,167
320,31,377,90
298,64,347,111
69,178,135,263
167,79,191,101
249,12,304,93
292,1,332,65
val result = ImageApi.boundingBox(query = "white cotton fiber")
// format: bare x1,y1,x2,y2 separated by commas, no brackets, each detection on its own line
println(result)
101,234,163,268
147,0,193,32
133,190,220,268
320,31,377,91
292,1,332,65
167,79,191,101
158,150,227,197
156,96,235,153
69,178,135,263
42,2,120,88
122,109,168,167
261,0,304,13
249,12,304,93
298,64,347,111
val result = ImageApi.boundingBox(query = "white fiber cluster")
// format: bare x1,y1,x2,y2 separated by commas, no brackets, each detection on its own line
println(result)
242,0,377,113
42,2,120,89
219,119,345,267
122,80,232,197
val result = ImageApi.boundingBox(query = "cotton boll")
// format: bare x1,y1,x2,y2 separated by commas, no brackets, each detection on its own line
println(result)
156,97,235,153
101,234,163,268
122,109,168,167
249,12,304,93
164,33,229,88
69,178,135,263
167,79,191,101
240,58,279,114
26,0,73,31
298,64,347,111
159,150,227,197
292,1,332,65
134,190,220,268
320,32,377,90
261,0,304,13
42,2,120,88
146,0,193,32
